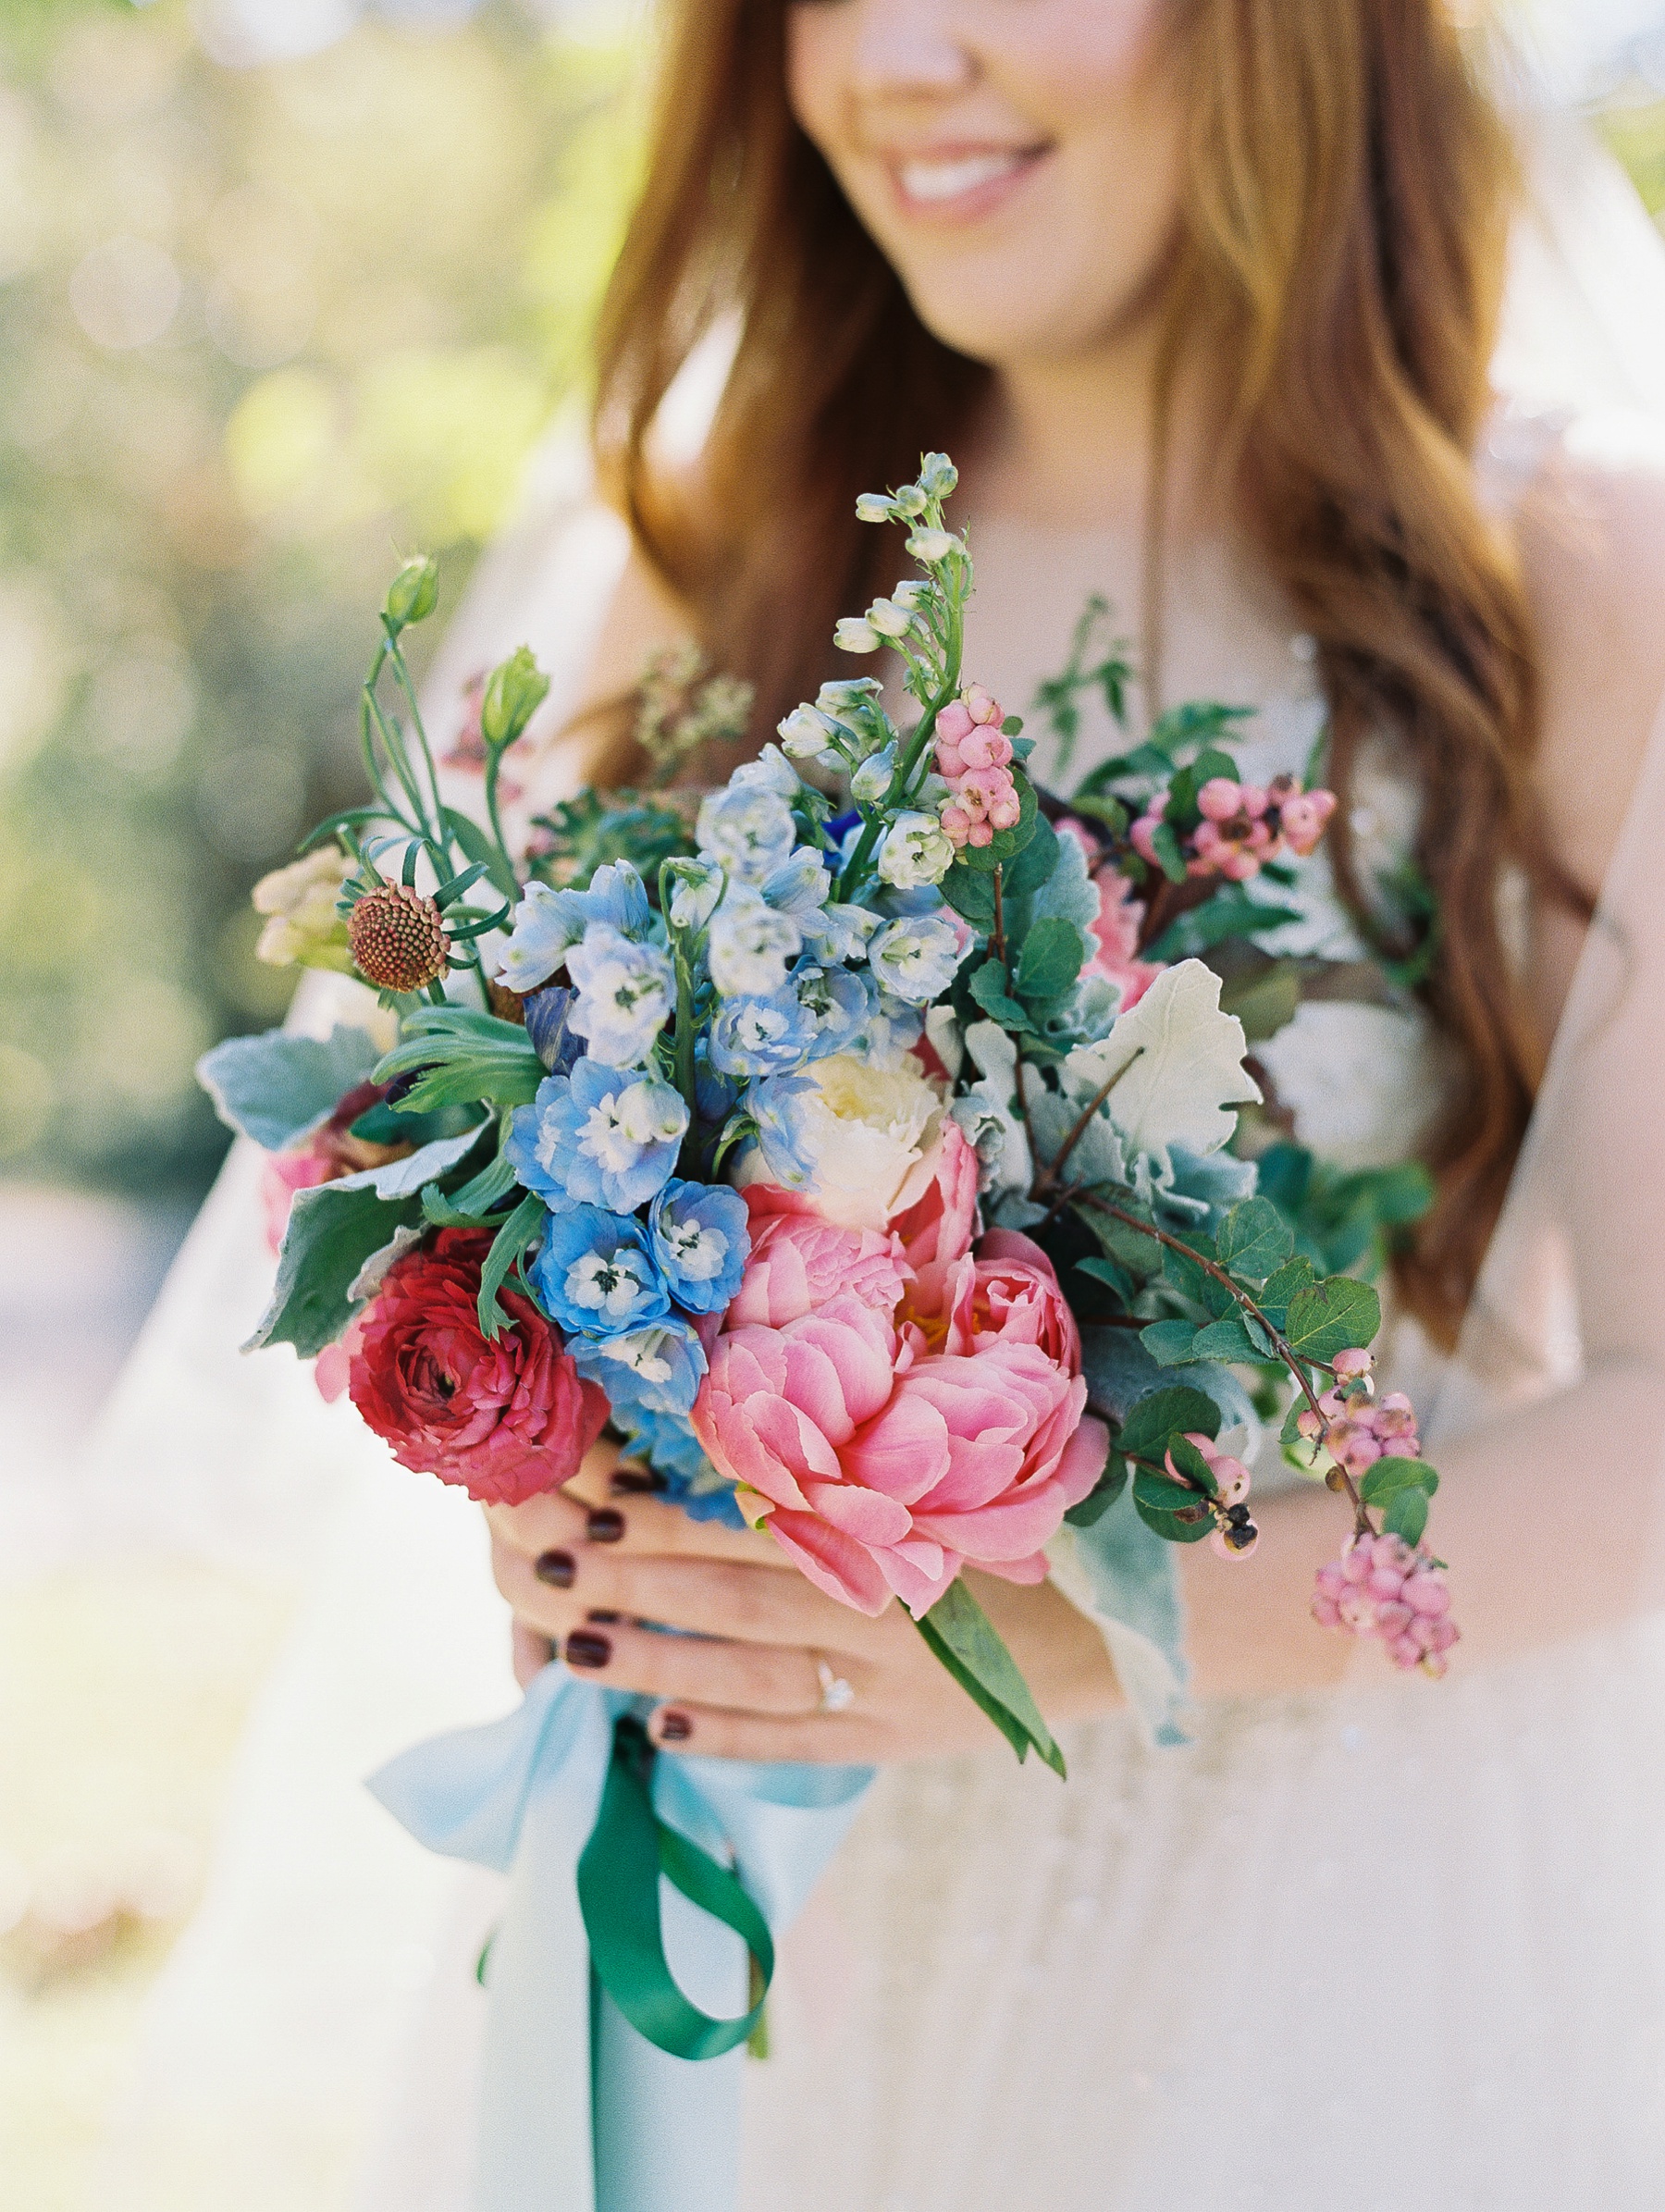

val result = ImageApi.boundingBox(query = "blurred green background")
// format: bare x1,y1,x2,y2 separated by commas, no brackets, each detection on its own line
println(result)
0,0,642,1204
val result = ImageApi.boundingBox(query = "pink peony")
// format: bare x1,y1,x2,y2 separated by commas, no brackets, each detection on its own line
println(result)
888,1118,980,1312
350,1230,608,1505
259,1079,402,1255
918,1228,1080,1373
1084,866,1161,1010
728,1191,911,1330
693,1236,1108,1619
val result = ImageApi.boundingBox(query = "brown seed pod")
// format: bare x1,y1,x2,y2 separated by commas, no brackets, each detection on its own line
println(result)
348,882,451,994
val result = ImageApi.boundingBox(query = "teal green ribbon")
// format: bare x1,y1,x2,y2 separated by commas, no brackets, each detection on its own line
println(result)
578,1716,774,2061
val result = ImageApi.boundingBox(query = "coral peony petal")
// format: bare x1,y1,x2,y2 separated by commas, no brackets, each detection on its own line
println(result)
1054,1414,1110,1506
800,1479,914,1546
767,1510,894,1615
842,1392,953,1503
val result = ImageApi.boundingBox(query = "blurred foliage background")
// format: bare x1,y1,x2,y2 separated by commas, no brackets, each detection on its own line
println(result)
0,0,643,1203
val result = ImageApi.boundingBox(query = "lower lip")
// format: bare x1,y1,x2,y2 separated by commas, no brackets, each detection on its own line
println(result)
887,148,1050,227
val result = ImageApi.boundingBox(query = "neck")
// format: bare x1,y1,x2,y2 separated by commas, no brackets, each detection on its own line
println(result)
971,319,1210,538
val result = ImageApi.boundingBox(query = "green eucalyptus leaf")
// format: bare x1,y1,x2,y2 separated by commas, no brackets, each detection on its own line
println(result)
1141,1319,1202,1366
1150,818,1188,884
1189,1312,1275,1364
939,864,996,926
968,959,1032,1032
1117,1383,1221,1460
1001,811,1060,896
1132,1470,1214,1542
1259,1255,1318,1331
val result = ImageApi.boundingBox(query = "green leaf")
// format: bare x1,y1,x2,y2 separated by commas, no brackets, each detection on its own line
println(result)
915,1580,1066,1776
1215,1197,1294,1281
1076,1254,1133,1302
1064,1454,1128,1527
1141,1319,1202,1366
1015,916,1086,1003
374,1007,545,1112
444,806,518,901
1118,1384,1221,1460
1359,1457,1440,1505
968,958,1032,1032
248,1185,417,1356
1189,1312,1275,1364
1149,818,1188,884
423,1144,518,1227
477,1193,547,1339
1132,1469,1213,1542
197,1025,381,1152
1001,811,1060,896
1258,1255,1317,1330
1382,1488,1429,1546
1283,1277,1383,1365
939,864,996,926
1165,1433,1218,1496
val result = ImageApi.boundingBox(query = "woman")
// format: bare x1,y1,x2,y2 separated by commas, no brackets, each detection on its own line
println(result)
473,1,1665,2206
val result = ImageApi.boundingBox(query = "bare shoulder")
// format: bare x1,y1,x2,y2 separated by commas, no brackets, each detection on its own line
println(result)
1511,410,1665,896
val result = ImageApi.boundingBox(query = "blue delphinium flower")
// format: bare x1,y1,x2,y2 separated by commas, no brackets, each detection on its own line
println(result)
708,989,817,1081
707,888,802,996
727,744,801,800
799,901,879,965
758,847,830,917
571,1315,707,1417
493,862,652,992
566,924,675,1068
694,1047,739,1127
531,1206,671,1339
522,984,582,1074
793,963,869,1058
868,912,968,1005
616,1408,746,1529
663,855,724,934
507,1059,687,1213
746,1071,820,1187
649,1179,750,1315
696,785,797,884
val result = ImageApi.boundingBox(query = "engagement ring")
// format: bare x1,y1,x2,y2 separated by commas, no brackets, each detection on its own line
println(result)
816,1657,856,1715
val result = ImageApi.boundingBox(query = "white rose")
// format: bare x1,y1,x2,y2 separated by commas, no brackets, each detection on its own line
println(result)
734,1050,943,1230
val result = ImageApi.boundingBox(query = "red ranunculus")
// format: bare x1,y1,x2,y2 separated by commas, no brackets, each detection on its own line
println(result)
350,1228,607,1505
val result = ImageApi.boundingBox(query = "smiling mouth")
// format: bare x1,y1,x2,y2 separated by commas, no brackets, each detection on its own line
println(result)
889,145,1049,220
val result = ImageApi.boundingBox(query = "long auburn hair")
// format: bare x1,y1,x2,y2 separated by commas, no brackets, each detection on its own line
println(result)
588,0,1584,1346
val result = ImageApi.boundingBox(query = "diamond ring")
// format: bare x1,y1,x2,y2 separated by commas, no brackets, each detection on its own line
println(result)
815,1656,856,1715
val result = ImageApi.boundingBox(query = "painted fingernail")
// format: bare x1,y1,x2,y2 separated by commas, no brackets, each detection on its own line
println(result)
610,1467,663,1496
656,1711,693,1743
564,1629,612,1670
586,1610,622,1625
586,1508,626,1544
535,1550,575,1589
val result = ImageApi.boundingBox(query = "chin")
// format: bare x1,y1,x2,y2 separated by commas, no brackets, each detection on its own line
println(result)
899,267,1113,370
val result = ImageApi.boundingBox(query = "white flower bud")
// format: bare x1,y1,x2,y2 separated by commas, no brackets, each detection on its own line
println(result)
816,676,882,711
866,598,915,640
876,811,956,890
850,743,896,804
892,484,929,519
855,492,894,524
918,452,958,498
777,703,836,760
906,528,962,566
833,617,882,655
890,579,932,612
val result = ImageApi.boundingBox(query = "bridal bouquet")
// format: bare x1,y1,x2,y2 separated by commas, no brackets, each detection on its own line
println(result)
204,451,1458,1786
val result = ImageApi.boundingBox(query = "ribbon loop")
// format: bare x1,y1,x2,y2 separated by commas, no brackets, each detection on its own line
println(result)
577,1715,775,2062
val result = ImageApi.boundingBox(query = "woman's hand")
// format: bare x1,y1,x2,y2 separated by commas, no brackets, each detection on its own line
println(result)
489,1438,1120,1763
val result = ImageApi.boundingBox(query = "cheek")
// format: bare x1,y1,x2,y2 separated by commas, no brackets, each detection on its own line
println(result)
783,5,849,157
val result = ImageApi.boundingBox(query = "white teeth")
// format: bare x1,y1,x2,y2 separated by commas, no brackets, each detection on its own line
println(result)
898,152,1024,204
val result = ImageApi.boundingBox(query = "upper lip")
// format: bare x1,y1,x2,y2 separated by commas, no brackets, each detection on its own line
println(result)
876,141,1047,165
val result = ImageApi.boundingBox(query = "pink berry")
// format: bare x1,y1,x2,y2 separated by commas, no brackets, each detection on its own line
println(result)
1296,1406,1323,1441
968,821,993,847
1211,1525,1258,1562
1333,1349,1374,1380
1314,1563,1348,1600
1129,817,1161,865
1428,1617,1460,1653
936,700,974,744
939,808,971,846
988,796,1022,830
1197,777,1242,822
934,737,967,778
1340,1542,1373,1585
1311,1591,1341,1628
1402,1574,1449,1619
1222,851,1260,882
1371,1534,1412,1573
1375,1600,1413,1638
1239,785,1270,819
964,685,1000,725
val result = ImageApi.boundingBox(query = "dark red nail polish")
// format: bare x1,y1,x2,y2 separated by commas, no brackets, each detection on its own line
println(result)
610,1467,663,1495
564,1629,611,1669
535,1550,575,1588
586,1508,626,1544
657,1711,692,1743
586,1610,622,1625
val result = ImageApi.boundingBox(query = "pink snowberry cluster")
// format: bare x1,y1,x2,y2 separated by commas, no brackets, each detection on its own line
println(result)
1295,1347,1422,1475
934,686,1023,849
1166,1430,1259,1561
1129,772,1338,883
1311,1533,1461,1675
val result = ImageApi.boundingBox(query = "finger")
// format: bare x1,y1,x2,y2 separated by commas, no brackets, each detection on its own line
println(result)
557,1619,837,1717
484,1488,590,1562
492,1540,885,1658
512,1618,553,1689
487,1475,783,1570
644,1701,887,1765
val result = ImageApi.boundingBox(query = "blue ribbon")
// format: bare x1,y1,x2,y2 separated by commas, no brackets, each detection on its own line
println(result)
369,1664,873,2212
